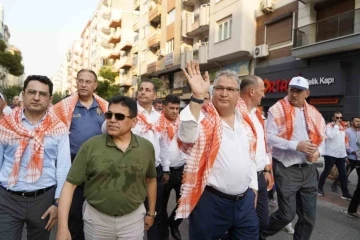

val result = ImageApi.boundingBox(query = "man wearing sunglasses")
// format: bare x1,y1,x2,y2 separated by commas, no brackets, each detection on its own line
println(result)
0,75,71,240
53,69,108,240
57,95,157,240
317,112,352,200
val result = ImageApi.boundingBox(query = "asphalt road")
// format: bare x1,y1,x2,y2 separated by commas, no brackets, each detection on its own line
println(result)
22,165,360,240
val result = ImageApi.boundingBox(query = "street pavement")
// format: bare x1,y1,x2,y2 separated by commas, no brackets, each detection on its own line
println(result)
22,162,360,240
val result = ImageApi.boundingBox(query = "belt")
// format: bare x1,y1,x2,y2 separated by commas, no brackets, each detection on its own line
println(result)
289,163,308,168
170,165,184,171
1,185,54,198
205,186,247,201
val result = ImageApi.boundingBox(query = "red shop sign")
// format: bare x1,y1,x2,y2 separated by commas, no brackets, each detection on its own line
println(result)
264,79,291,93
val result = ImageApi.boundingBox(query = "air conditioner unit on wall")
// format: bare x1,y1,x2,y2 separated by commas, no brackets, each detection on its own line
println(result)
261,0,276,14
254,44,269,58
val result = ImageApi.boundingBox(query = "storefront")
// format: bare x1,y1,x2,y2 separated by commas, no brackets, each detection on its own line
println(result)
256,61,350,122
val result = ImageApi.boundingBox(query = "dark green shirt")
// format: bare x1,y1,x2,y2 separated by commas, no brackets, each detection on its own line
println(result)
67,133,157,216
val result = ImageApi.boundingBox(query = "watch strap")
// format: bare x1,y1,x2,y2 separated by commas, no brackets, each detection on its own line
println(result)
190,95,204,104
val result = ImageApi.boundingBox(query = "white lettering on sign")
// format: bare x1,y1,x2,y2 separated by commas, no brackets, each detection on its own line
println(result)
308,77,335,86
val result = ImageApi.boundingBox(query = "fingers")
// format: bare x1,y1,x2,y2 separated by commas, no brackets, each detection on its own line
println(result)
41,209,50,220
191,61,197,76
195,61,201,75
187,61,194,76
181,68,191,81
204,71,210,83
45,216,57,231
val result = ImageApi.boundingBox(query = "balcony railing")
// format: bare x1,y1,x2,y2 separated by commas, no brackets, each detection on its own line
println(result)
119,56,132,69
149,4,162,23
147,61,161,74
109,10,122,28
182,4,210,37
183,0,196,6
148,31,160,48
108,28,121,44
294,9,360,48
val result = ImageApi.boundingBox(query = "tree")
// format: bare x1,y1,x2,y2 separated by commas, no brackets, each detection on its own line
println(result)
150,77,163,91
0,40,24,76
2,85,22,104
52,92,64,105
97,66,121,100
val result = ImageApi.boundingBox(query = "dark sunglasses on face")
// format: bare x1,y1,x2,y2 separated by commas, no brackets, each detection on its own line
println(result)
335,117,342,119
104,111,132,121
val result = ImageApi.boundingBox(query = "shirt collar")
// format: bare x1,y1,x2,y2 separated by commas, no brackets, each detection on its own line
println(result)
21,109,47,126
76,97,99,109
106,133,139,150
137,103,156,115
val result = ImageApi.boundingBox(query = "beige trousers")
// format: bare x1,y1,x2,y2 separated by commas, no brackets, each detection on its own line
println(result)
82,201,146,240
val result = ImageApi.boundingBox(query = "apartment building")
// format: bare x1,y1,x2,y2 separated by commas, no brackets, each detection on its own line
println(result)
135,0,260,100
67,40,82,93
254,0,360,121
52,59,69,95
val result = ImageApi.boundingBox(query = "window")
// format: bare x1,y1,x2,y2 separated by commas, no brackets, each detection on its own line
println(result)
141,50,147,62
166,39,174,54
266,17,292,46
217,16,232,42
167,9,175,26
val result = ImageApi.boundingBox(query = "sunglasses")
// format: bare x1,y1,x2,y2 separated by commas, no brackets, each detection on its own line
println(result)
335,117,342,119
104,111,132,121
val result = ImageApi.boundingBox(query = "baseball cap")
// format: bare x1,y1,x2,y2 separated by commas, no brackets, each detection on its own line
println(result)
289,76,309,90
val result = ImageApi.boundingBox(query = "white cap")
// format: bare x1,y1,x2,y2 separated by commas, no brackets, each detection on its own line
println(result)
289,76,309,90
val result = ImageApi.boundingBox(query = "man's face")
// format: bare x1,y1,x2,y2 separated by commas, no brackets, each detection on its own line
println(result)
333,113,342,122
287,87,310,108
352,118,360,129
251,78,265,106
12,96,19,106
137,82,156,106
212,76,240,111
154,103,163,112
164,103,180,121
76,71,98,98
106,104,137,137
23,80,53,114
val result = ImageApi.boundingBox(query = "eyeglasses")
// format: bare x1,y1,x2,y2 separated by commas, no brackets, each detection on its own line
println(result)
26,89,49,98
77,79,95,85
104,111,132,121
335,117,342,119
213,86,240,93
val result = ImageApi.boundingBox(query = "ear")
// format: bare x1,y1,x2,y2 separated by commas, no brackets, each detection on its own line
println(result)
305,90,310,98
131,117,138,128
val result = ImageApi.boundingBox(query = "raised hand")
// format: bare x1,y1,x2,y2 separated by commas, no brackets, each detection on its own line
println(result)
182,60,210,98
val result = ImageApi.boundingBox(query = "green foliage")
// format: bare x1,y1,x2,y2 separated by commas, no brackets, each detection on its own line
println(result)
2,85,22,104
0,40,25,76
52,92,64,105
151,77,163,90
97,66,121,100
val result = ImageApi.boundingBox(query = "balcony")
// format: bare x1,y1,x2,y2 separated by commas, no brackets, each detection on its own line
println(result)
134,0,140,10
119,41,133,51
132,41,139,53
119,56,132,69
108,43,121,59
297,0,324,3
113,59,121,71
181,51,194,68
147,61,161,74
101,23,111,34
102,8,111,19
109,10,122,28
108,28,121,44
149,4,162,23
148,31,160,48
133,21,139,32
183,0,196,6
183,4,210,37
119,76,133,87
293,9,360,58
131,65,138,76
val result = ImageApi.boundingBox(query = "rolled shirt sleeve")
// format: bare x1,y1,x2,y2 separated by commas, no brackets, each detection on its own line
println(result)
178,105,204,144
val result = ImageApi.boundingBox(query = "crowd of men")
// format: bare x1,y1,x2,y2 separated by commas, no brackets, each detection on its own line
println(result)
0,60,359,240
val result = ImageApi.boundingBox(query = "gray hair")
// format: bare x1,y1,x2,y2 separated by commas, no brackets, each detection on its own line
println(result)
213,69,241,87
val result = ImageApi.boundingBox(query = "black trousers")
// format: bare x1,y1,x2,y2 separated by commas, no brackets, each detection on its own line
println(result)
161,165,184,239
348,167,360,213
318,156,349,194
0,186,55,240
261,159,317,240
333,159,359,186
145,165,164,240
68,186,85,240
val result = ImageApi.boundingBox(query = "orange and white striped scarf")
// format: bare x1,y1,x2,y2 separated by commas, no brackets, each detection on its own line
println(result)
0,107,68,188
154,113,180,141
176,100,255,219
326,122,349,148
52,93,108,129
237,98,273,189
137,112,161,133
269,96,326,146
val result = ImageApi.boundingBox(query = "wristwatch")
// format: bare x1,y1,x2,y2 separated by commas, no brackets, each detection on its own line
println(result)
163,171,170,175
263,170,272,174
190,95,204,104
146,211,157,218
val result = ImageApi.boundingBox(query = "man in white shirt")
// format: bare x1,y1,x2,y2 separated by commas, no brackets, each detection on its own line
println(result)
261,77,326,240
318,112,352,200
176,61,259,240
239,76,273,236
131,80,170,240
158,94,185,240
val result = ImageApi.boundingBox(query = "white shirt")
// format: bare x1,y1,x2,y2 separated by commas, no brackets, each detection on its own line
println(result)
132,104,170,171
2,106,12,115
266,107,325,167
178,106,258,195
165,135,187,168
250,108,270,172
324,124,347,158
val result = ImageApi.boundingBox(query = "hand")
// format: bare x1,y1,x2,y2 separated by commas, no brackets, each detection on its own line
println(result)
296,140,318,155
334,120,341,126
56,227,71,240
306,151,320,163
162,173,170,184
144,216,154,230
252,189,258,208
41,205,58,231
182,60,210,98
264,172,274,190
